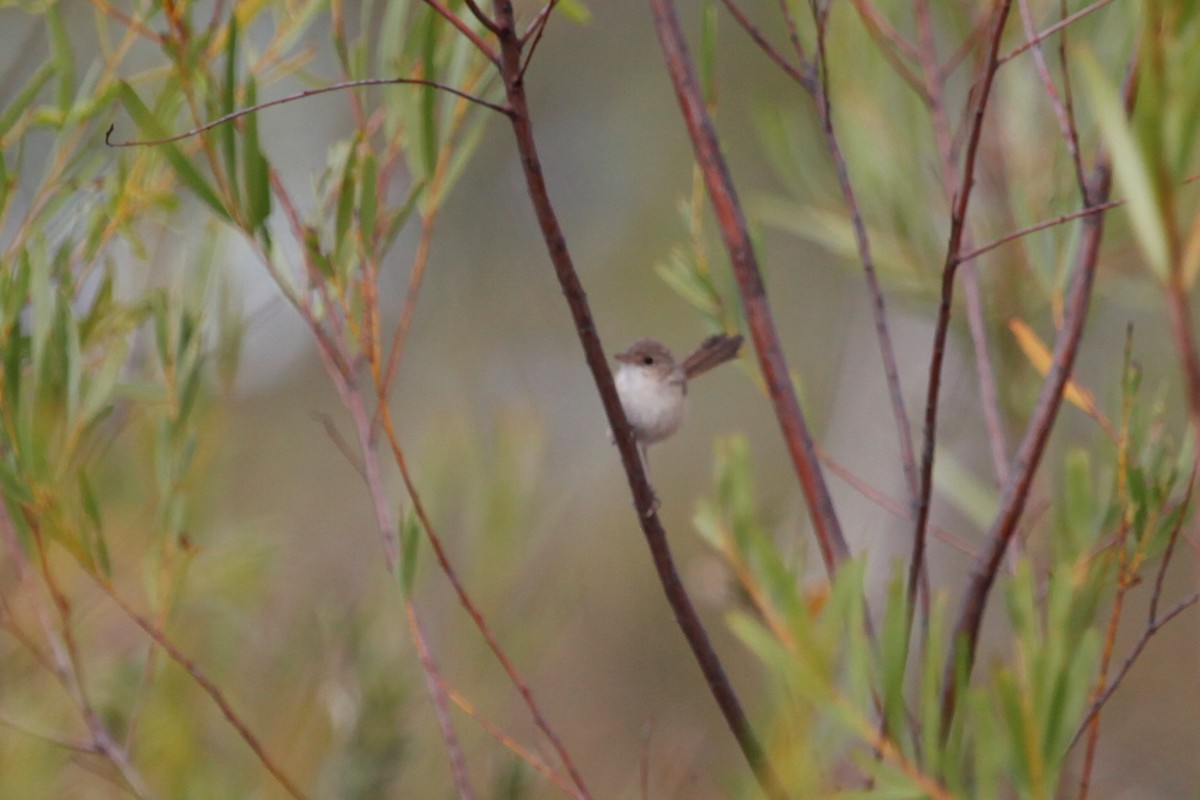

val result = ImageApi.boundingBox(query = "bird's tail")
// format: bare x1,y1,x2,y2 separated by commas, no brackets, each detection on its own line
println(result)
681,333,744,379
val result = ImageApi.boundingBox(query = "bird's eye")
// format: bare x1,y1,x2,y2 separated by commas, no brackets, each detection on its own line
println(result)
642,356,654,365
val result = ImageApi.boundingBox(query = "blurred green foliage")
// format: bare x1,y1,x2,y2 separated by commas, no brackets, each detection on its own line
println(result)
1,0,1198,797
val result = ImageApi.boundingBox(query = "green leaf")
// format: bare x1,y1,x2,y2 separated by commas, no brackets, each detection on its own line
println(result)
419,11,439,178
62,289,83,433
0,63,54,139
359,152,378,245
242,77,272,238
1061,448,1095,558
879,568,911,750
400,511,421,594
554,0,592,23
221,16,241,210
335,141,359,252
47,6,75,113
116,82,230,221
0,457,32,506
78,471,111,577
1079,48,1170,278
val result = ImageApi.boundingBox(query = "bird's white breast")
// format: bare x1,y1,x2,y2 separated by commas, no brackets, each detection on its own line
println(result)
615,365,686,444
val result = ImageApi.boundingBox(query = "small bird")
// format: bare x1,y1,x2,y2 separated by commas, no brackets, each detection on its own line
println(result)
612,333,744,464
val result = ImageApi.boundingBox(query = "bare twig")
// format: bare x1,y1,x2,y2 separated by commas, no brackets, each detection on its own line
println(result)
998,0,1118,65
817,446,980,559
1070,591,1199,748
958,198,1121,262
459,0,502,36
911,0,1013,624
92,578,309,800
715,0,813,89
938,8,1137,744
406,606,478,800
421,0,499,63
811,15,921,522
105,77,512,147
5,510,159,800
848,0,928,97
728,0,920,602
311,411,367,479
518,0,560,82
914,0,1010,494
375,403,594,799
1165,246,1200,453
1015,0,1087,196
438,677,583,798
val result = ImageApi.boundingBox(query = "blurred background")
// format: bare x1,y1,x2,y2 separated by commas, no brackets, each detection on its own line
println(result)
1,0,1197,797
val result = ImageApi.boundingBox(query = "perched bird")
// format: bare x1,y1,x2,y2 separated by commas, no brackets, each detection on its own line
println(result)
612,333,744,464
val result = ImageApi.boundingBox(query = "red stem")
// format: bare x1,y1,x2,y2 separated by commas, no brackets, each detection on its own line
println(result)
648,0,848,576
491,2,787,796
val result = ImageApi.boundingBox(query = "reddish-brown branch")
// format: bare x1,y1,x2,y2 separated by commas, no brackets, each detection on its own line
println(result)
914,0,1010,494
1,511,157,799
406,605,477,800
817,446,979,559
940,158,1114,740
374,403,593,800
460,0,502,36
1165,261,1200,453
719,0,927,608
715,0,813,89
492,5,787,797
436,677,582,797
810,35,920,525
651,0,847,577
518,0,560,82
910,0,1013,621
848,0,928,97
1015,0,1087,196
421,0,499,63
1070,590,1199,749
93,579,310,800
957,198,1121,262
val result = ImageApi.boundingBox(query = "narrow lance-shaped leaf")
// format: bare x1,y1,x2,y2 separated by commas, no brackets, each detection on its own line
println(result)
0,63,54,139
62,289,83,436
1079,47,1170,278
242,77,272,240
78,472,112,577
359,152,378,248
400,511,421,594
335,140,359,252
47,6,75,113
419,10,439,178
220,16,241,210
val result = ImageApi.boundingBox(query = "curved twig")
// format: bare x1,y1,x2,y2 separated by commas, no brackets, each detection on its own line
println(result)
105,77,512,147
